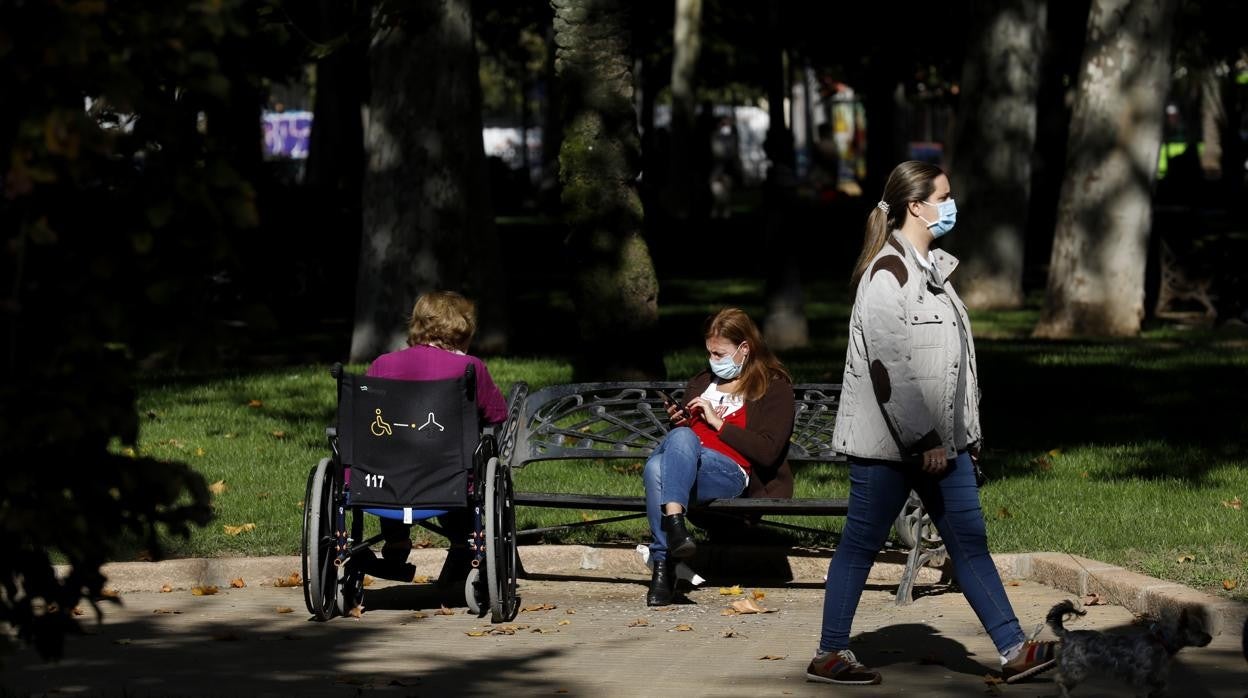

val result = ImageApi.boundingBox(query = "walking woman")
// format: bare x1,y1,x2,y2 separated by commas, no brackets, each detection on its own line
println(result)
808,162,1056,685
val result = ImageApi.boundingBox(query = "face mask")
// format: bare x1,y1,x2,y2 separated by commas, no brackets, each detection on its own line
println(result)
709,343,745,380
918,198,957,238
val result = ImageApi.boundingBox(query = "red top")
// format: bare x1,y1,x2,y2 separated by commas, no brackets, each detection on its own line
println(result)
690,405,750,472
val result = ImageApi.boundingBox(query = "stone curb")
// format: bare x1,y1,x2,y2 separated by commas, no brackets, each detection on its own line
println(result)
86,546,1246,636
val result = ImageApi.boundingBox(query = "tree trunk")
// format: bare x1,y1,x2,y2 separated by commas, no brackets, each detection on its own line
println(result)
350,0,507,362
552,0,662,380
946,0,1045,310
1198,66,1224,180
666,0,702,220
761,6,807,350
1033,0,1178,338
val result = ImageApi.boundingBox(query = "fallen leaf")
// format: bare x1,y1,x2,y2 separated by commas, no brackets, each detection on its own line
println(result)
466,630,489,637
247,399,263,408
722,629,741,638
229,577,245,588
194,447,206,457
557,619,570,626
996,507,1012,519
190,586,219,596
348,605,364,618
412,575,431,584
276,607,294,614
1177,554,1195,564
627,618,650,627
1223,579,1239,591
411,612,428,619
122,447,136,458
1080,471,1089,479
1006,580,1022,587
101,588,120,599
152,608,182,614
223,522,256,536
271,430,286,439
160,584,173,593
758,654,785,661
1032,457,1052,472
521,603,557,612
492,625,519,635
1222,497,1242,510
436,605,455,616
274,572,301,588
719,585,743,596
579,511,592,522
672,624,694,632
363,576,375,587
751,590,766,600
565,608,577,614
1082,593,1103,606
721,608,739,616
730,598,775,615
257,492,270,499
531,627,557,634
1047,448,1063,458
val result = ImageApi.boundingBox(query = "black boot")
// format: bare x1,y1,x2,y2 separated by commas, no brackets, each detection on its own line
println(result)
662,513,697,559
646,557,675,606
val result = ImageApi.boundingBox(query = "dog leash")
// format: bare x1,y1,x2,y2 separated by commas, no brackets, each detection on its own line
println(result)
1062,552,1139,617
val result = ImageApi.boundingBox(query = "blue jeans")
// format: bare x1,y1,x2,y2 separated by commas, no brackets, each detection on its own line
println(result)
819,451,1025,655
643,427,748,562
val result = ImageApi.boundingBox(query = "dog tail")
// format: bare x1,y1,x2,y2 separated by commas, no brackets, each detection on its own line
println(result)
1046,599,1086,638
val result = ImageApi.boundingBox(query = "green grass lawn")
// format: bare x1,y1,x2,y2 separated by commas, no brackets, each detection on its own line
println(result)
129,289,1248,602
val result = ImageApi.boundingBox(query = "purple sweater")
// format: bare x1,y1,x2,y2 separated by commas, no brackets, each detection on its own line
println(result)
366,344,508,425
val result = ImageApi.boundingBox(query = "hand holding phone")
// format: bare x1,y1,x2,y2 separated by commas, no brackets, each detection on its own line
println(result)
656,389,692,422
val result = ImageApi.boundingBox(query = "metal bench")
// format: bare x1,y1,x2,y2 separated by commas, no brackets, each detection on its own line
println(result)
495,381,948,605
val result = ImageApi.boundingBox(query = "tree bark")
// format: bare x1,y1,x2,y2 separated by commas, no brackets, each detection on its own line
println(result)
946,0,1045,310
1198,66,1224,180
551,0,662,380
761,7,807,350
666,0,702,220
350,0,507,362
1034,0,1178,338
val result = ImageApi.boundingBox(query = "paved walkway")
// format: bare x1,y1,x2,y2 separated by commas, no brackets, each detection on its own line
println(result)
5,549,1247,697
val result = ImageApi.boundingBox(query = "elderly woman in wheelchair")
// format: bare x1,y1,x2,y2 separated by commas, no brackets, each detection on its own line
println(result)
302,291,518,622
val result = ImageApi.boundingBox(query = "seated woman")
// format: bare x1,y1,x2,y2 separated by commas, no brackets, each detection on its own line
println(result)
643,307,795,606
359,291,507,584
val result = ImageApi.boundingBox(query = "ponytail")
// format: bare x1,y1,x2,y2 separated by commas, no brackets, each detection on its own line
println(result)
850,160,946,288
850,207,893,287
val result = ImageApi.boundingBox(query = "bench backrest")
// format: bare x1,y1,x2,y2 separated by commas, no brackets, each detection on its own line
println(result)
498,381,843,468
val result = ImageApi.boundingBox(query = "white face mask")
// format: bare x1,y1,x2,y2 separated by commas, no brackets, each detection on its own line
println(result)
709,343,745,380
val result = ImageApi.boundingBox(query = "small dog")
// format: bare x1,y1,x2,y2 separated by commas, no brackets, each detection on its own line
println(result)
1046,599,1212,697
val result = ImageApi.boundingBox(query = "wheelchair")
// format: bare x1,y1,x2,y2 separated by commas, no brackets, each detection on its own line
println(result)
301,364,519,622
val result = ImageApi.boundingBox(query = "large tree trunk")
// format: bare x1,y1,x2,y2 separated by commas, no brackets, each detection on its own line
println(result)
350,0,507,362
946,0,1045,310
552,0,662,380
665,0,702,220
1033,0,1178,338
1198,66,1224,180
761,6,807,350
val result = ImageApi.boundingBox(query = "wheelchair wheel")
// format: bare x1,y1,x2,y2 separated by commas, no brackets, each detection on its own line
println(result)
894,490,942,550
302,457,340,620
464,566,486,616
484,456,519,622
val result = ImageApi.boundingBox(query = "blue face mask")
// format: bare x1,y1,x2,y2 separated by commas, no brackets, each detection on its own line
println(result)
709,343,745,380
919,198,957,238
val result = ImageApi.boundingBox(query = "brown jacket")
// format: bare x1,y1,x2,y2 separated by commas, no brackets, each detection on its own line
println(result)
684,370,795,499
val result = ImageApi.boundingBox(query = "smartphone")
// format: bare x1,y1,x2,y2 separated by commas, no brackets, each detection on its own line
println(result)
655,389,691,421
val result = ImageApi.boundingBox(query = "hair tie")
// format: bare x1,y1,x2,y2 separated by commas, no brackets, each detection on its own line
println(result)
876,200,890,214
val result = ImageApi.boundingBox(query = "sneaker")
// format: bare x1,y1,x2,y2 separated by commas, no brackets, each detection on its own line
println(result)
805,649,882,685
1002,640,1058,683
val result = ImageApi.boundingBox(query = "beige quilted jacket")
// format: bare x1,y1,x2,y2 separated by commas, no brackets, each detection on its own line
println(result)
831,232,982,461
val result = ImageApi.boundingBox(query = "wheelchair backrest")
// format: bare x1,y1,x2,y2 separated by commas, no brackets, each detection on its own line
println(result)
336,366,480,509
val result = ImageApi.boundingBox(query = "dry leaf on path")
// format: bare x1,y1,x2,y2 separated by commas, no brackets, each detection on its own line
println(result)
1082,593,1103,606
466,630,489,637
758,655,785,661
521,603,558,612
223,523,256,536
229,578,245,588
558,619,570,626
721,608,739,616
412,575,431,584
565,608,577,614
627,618,650,627
722,629,743,638
276,607,294,614
274,572,301,588
672,624,694,632
730,598,774,615
719,585,743,596
348,605,364,618
1223,579,1239,591
152,608,181,615
435,606,455,616
191,586,219,596
751,590,765,600
160,584,173,593
531,627,557,634
1006,580,1021,587
208,480,227,495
